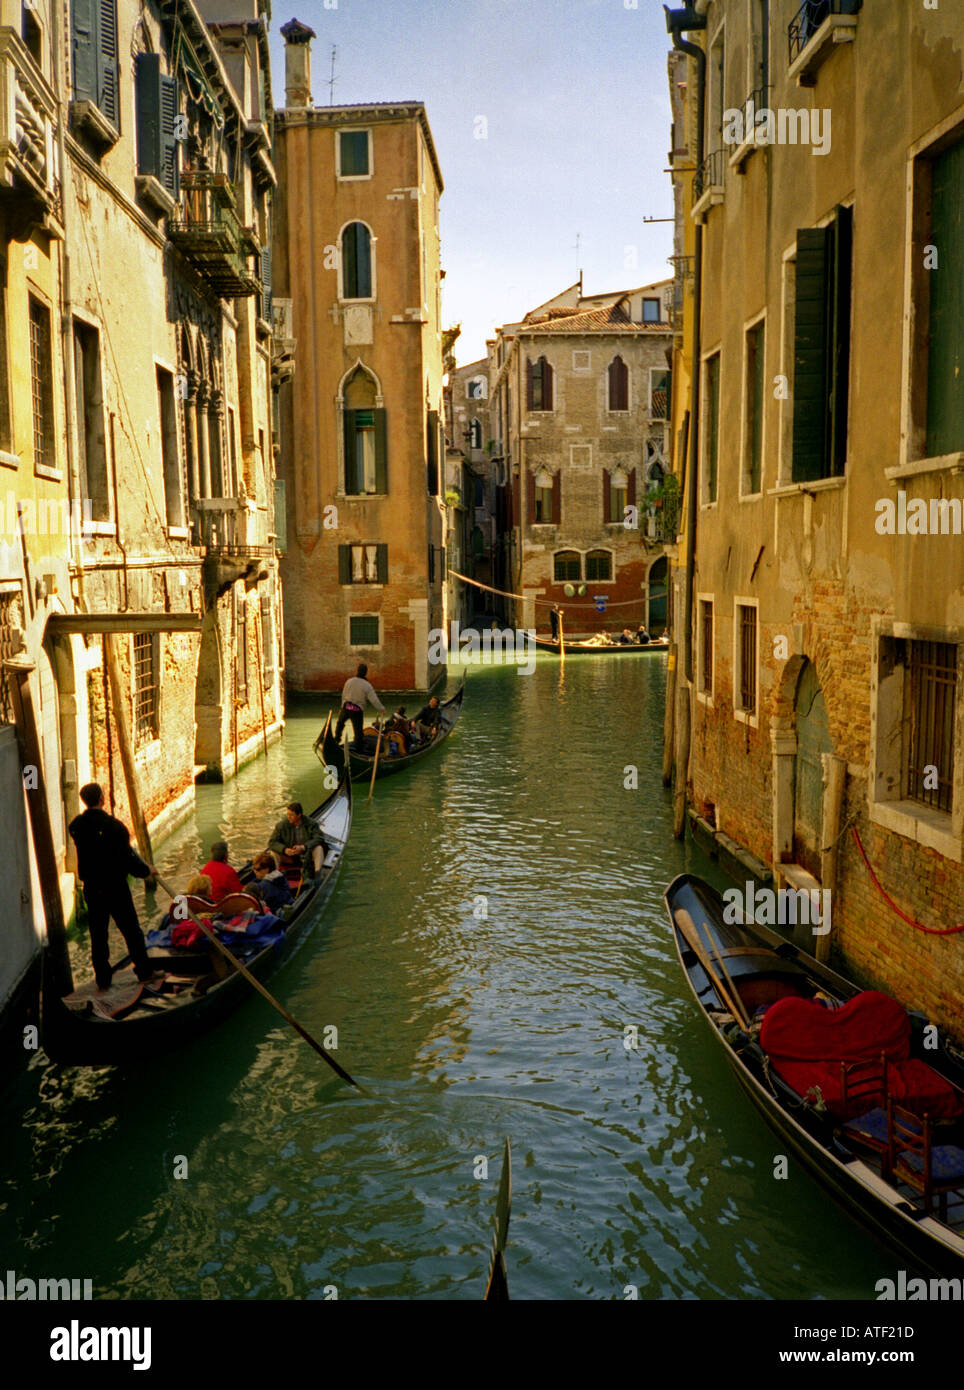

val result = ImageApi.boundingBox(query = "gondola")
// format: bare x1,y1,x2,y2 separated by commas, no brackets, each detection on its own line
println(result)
40,763,352,1067
666,872,964,1274
533,633,669,655
322,682,464,783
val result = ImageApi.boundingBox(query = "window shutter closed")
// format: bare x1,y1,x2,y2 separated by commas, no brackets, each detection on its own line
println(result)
543,361,553,411
343,409,358,492
261,245,272,323
792,226,831,482
526,361,534,411
602,468,611,523
627,469,636,518
427,409,438,494
551,472,561,524
428,545,435,584
526,469,536,519
337,545,351,585
97,0,119,126
927,142,964,457
160,75,179,197
376,543,388,585
829,205,852,473
71,0,97,104
512,471,520,522
135,53,159,178
374,408,387,493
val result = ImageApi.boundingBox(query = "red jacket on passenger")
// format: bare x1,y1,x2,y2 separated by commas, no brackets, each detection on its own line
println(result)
201,859,244,902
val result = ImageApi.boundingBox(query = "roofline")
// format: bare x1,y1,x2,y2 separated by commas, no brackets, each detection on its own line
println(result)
274,100,444,192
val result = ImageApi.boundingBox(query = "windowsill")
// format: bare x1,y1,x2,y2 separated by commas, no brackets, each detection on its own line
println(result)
83,521,116,537
739,489,764,502
696,691,715,708
0,451,19,471
734,708,759,729
885,452,964,482
135,174,176,219
530,522,555,529
341,583,384,589
788,13,860,88
728,137,758,172
339,492,388,500
167,526,190,540
869,798,962,864
769,474,846,497
700,499,719,511
34,463,63,483
339,297,376,306
691,185,724,221
337,174,373,182
70,100,120,153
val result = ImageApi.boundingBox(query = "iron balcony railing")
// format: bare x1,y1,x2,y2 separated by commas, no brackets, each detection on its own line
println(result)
193,497,272,556
169,170,260,298
733,85,768,144
693,148,725,203
788,0,861,64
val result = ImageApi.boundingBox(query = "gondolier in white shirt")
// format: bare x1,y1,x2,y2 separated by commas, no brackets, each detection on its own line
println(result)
335,662,386,750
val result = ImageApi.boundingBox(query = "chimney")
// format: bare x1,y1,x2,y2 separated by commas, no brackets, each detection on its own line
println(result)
280,18,316,109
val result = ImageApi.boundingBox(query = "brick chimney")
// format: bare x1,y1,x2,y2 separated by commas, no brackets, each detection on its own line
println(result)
280,19,315,109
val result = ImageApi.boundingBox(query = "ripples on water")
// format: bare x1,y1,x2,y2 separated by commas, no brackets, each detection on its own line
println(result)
0,657,890,1298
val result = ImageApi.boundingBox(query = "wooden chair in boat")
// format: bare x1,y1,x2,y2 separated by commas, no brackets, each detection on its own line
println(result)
887,1100,964,1221
839,1055,892,1164
184,894,216,915
214,891,262,917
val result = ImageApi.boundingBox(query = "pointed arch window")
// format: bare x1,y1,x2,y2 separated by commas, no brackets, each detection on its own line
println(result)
526,356,554,412
342,222,373,299
608,355,629,412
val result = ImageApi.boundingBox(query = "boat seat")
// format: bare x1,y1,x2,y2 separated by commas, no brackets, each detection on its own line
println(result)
184,894,216,914
214,891,262,916
889,1101,964,1220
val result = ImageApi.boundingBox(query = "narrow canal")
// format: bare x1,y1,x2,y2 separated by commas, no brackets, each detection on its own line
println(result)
2,657,891,1299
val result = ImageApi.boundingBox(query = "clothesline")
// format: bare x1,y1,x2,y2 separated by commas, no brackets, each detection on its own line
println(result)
447,569,649,610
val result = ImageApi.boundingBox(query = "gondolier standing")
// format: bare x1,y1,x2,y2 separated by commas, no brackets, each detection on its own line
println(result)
549,605,563,641
334,662,386,750
68,783,160,992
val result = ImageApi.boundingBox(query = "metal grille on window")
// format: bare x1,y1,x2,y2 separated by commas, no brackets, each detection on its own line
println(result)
906,640,956,814
29,299,48,465
350,615,378,646
739,606,757,713
133,632,158,745
701,602,713,695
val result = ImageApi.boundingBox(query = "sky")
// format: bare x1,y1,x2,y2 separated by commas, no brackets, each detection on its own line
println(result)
267,0,676,367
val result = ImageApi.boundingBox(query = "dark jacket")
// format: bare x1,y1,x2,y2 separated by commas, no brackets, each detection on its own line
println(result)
415,703,441,728
268,816,323,858
258,870,295,914
68,808,150,889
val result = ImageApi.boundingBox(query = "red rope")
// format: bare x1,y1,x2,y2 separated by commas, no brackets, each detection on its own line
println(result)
851,826,964,934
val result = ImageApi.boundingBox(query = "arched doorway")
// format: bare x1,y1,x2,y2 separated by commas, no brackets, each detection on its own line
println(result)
792,661,832,877
647,556,668,633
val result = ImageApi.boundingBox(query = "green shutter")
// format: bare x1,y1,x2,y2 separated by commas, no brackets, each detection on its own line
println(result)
927,140,964,457
97,0,119,127
71,0,97,104
135,53,159,178
829,205,852,474
792,226,831,482
602,468,611,523
374,408,387,493
261,245,272,323
343,409,359,493
160,75,179,198
338,545,351,585
427,409,438,494
706,354,720,501
376,543,388,584
749,323,765,493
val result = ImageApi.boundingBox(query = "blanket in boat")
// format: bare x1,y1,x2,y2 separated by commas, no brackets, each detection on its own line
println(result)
146,910,285,954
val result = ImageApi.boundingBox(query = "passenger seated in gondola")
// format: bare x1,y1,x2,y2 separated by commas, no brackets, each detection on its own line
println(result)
413,695,441,743
385,707,411,755
251,852,295,914
269,802,326,878
201,841,244,902
186,873,213,900
619,627,634,645
635,624,651,644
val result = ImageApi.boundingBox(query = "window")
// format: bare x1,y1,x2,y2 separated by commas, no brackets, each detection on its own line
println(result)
260,245,272,324
22,3,41,65
554,551,581,582
350,615,379,647
704,351,721,503
608,356,629,412
735,602,758,718
791,205,852,481
225,405,237,497
473,476,484,507
924,138,964,458
744,321,765,494
603,467,632,523
585,550,612,581
529,469,559,524
70,0,119,128
526,356,554,411
338,543,387,585
74,319,108,519
344,408,386,494
28,294,53,470
906,641,957,814
260,592,275,692
534,480,552,523
132,631,159,746
156,365,182,527
649,368,670,420
341,222,372,299
469,418,482,450
0,266,11,454
235,590,248,705
467,377,486,399
642,298,661,324
426,409,439,495
699,598,714,697
338,129,370,178
135,54,179,198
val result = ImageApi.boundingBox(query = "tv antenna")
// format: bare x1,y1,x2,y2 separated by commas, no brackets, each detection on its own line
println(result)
327,45,337,105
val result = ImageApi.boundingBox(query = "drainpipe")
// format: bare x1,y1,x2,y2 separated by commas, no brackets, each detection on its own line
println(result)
665,5,706,836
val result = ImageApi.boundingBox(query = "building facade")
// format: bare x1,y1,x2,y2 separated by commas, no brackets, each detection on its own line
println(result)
272,23,445,692
666,0,964,1037
488,282,675,637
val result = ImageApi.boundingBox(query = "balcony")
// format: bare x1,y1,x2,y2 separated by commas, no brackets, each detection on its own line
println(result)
728,86,768,171
168,170,260,298
691,149,725,220
788,0,861,86
194,497,273,601
0,31,59,239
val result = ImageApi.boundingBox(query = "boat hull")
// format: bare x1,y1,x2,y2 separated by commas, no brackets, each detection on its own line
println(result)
534,636,669,655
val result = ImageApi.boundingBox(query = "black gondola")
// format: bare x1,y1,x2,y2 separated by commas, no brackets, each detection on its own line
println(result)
322,683,464,783
533,634,669,655
40,763,352,1067
666,872,964,1274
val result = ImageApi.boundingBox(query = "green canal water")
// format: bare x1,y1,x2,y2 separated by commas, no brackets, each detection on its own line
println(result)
1,657,893,1299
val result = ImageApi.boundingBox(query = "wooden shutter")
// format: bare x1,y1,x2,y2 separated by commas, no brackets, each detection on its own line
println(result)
260,245,272,323
602,468,611,523
551,472,561,524
791,226,831,482
135,53,159,177
512,470,520,522
160,76,179,197
71,0,97,103
376,543,388,584
427,544,435,584
543,360,553,411
829,205,852,473
343,410,361,493
526,360,534,410
927,142,964,457
337,545,351,585
627,468,636,509
97,0,119,127
427,409,438,494
374,408,387,493
526,469,536,521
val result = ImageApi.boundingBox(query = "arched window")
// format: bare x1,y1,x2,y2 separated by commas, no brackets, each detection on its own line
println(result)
343,366,385,494
527,356,554,411
585,549,612,581
608,356,629,411
341,222,372,299
469,417,482,450
553,550,580,582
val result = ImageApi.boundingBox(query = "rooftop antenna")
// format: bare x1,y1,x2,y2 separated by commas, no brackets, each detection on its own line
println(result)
573,232,582,292
327,45,337,105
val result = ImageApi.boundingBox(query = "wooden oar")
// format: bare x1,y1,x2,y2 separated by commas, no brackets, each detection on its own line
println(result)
153,872,368,1093
694,915,751,1031
483,1138,512,1301
558,610,565,667
674,908,749,1029
367,719,382,800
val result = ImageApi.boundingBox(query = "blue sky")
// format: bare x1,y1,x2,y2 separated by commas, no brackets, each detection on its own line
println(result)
267,0,675,366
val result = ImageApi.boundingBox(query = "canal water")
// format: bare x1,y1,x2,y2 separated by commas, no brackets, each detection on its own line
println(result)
1,656,891,1300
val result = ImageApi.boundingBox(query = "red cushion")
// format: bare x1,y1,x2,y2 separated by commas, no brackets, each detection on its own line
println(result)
760,990,910,1063
892,1059,963,1123
769,1057,962,1123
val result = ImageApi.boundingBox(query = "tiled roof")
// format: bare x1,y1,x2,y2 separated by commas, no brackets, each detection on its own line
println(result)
520,303,670,334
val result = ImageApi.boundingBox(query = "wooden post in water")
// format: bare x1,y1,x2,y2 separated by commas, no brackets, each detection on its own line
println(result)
818,754,847,964
662,643,677,787
558,610,565,668
104,634,154,878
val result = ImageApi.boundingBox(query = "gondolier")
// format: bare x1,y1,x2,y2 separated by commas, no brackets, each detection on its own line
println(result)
335,662,385,750
68,783,160,992
549,605,563,641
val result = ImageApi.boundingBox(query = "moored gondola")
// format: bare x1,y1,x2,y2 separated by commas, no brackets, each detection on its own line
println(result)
666,872,964,1274
40,765,352,1067
322,682,464,783
533,634,669,655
